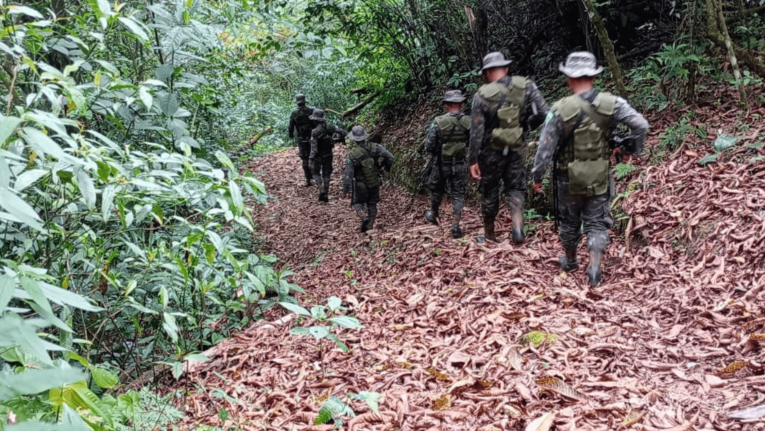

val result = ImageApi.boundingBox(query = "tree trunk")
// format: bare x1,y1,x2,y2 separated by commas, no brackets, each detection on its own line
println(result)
464,0,489,62
715,0,746,103
342,93,380,118
706,0,765,79
580,0,627,95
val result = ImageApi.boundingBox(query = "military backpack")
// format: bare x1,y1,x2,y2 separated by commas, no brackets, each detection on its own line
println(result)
554,92,617,196
434,114,471,163
313,124,336,156
477,76,528,155
293,106,314,139
351,144,383,189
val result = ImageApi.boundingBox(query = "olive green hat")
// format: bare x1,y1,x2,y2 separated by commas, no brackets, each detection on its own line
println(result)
309,108,325,121
443,90,467,103
294,93,306,103
349,125,370,142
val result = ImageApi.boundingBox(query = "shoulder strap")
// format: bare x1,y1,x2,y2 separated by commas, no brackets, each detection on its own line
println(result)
508,76,527,107
555,91,600,160
571,92,610,132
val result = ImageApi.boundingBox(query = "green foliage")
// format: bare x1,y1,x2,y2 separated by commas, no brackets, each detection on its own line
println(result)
651,116,696,164
285,297,362,353
0,1,301,428
614,163,636,180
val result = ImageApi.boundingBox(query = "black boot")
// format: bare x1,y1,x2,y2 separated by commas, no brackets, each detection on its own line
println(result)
477,217,496,243
361,216,372,233
511,209,525,244
587,249,603,286
304,169,313,187
451,214,462,239
559,247,579,272
425,209,439,225
318,189,328,203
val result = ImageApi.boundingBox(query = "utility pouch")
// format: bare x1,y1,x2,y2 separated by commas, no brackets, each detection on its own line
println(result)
489,106,523,154
567,159,609,196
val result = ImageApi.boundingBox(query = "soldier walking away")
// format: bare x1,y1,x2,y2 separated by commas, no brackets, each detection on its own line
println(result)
469,52,549,244
288,94,315,186
342,126,394,233
531,52,649,286
308,109,346,203
424,90,471,238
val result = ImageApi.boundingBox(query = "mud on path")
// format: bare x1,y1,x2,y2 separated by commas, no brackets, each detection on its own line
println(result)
180,128,765,430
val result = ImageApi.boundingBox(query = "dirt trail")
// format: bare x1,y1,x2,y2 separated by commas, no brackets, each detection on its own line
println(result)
180,114,765,430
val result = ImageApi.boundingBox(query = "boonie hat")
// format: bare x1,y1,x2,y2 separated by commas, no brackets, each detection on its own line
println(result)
349,125,370,142
481,52,512,72
294,93,306,103
309,108,325,121
559,51,604,78
443,90,467,103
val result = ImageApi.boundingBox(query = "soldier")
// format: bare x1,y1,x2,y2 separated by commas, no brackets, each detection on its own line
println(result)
308,109,345,203
288,94,315,186
469,52,549,244
531,52,649,286
424,90,471,238
342,126,394,233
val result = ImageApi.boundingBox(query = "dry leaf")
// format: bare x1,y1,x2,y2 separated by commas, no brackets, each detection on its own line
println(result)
525,412,555,431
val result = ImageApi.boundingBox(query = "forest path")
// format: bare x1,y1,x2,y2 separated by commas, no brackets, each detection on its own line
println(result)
180,128,765,430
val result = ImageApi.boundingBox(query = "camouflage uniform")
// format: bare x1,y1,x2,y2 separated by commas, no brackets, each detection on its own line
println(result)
288,94,315,185
424,90,471,238
469,52,549,243
309,109,345,203
342,126,394,232
531,51,649,286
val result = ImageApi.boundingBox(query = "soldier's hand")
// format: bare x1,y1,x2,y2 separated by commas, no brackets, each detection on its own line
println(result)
532,182,544,194
612,147,632,163
469,163,481,181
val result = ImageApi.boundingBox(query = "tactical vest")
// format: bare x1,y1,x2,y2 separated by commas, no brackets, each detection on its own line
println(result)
350,144,382,189
477,76,528,155
434,114,471,163
292,106,314,139
313,124,335,156
554,92,617,196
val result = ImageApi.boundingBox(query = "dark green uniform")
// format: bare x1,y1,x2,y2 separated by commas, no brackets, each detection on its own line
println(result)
288,105,315,184
425,113,470,231
309,121,345,202
342,136,394,232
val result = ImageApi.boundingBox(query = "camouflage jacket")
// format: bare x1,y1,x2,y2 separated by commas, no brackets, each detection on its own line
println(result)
424,112,470,156
309,123,345,160
467,75,549,165
342,143,395,193
531,88,649,183
288,105,315,140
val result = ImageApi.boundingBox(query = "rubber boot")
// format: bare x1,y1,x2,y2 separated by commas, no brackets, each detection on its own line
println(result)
511,209,525,244
318,188,328,203
361,216,374,233
559,247,579,272
425,209,439,225
367,216,376,231
587,249,603,286
477,217,496,243
304,168,313,187
451,214,463,239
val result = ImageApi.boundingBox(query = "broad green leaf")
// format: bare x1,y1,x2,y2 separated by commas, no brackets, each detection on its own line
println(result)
102,185,116,221
139,86,153,111
0,275,14,314
91,367,118,388
14,169,48,191
76,170,96,207
155,64,174,80
158,93,179,116
119,17,149,41
0,115,22,145
315,407,332,425
162,313,178,342
327,296,342,311
290,327,310,336
159,286,168,309
0,368,85,403
215,150,236,171
0,156,9,188
185,353,209,362
21,127,69,161
279,302,310,316
326,334,349,352
0,186,43,230
50,381,113,427
60,404,90,430
309,326,329,339
229,180,243,214
698,154,718,166
38,281,101,312
7,422,86,431
714,134,737,152
311,305,327,320
329,316,363,329
20,276,52,315
0,313,54,365
6,5,44,19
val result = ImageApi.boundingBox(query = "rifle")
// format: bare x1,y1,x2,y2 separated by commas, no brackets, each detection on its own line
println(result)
609,133,637,163
406,155,436,210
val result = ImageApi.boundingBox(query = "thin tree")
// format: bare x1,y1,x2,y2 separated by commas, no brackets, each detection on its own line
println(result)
580,0,627,95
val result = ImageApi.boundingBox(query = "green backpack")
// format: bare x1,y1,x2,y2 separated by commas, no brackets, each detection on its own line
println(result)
352,144,382,188
434,114,471,162
477,76,527,155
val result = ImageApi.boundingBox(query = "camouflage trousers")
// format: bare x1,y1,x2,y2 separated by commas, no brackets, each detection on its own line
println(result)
352,185,380,219
297,139,311,181
312,153,333,189
478,147,526,219
429,161,467,216
556,177,612,251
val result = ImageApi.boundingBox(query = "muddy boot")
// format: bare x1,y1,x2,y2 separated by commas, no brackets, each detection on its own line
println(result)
318,189,328,203
451,214,462,239
477,217,496,243
587,249,603,286
304,169,313,187
367,216,376,231
361,216,372,233
425,209,439,225
559,247,579,272
511,209,525,244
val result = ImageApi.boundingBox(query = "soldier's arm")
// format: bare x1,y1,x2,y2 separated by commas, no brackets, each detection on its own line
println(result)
525,81,550,131
309,129,319,161
342,156,354,194
531,112,563,182
612,97,649,156
379,145,395,172
467,95,487,165
288,114,295,139
423,122,441,155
